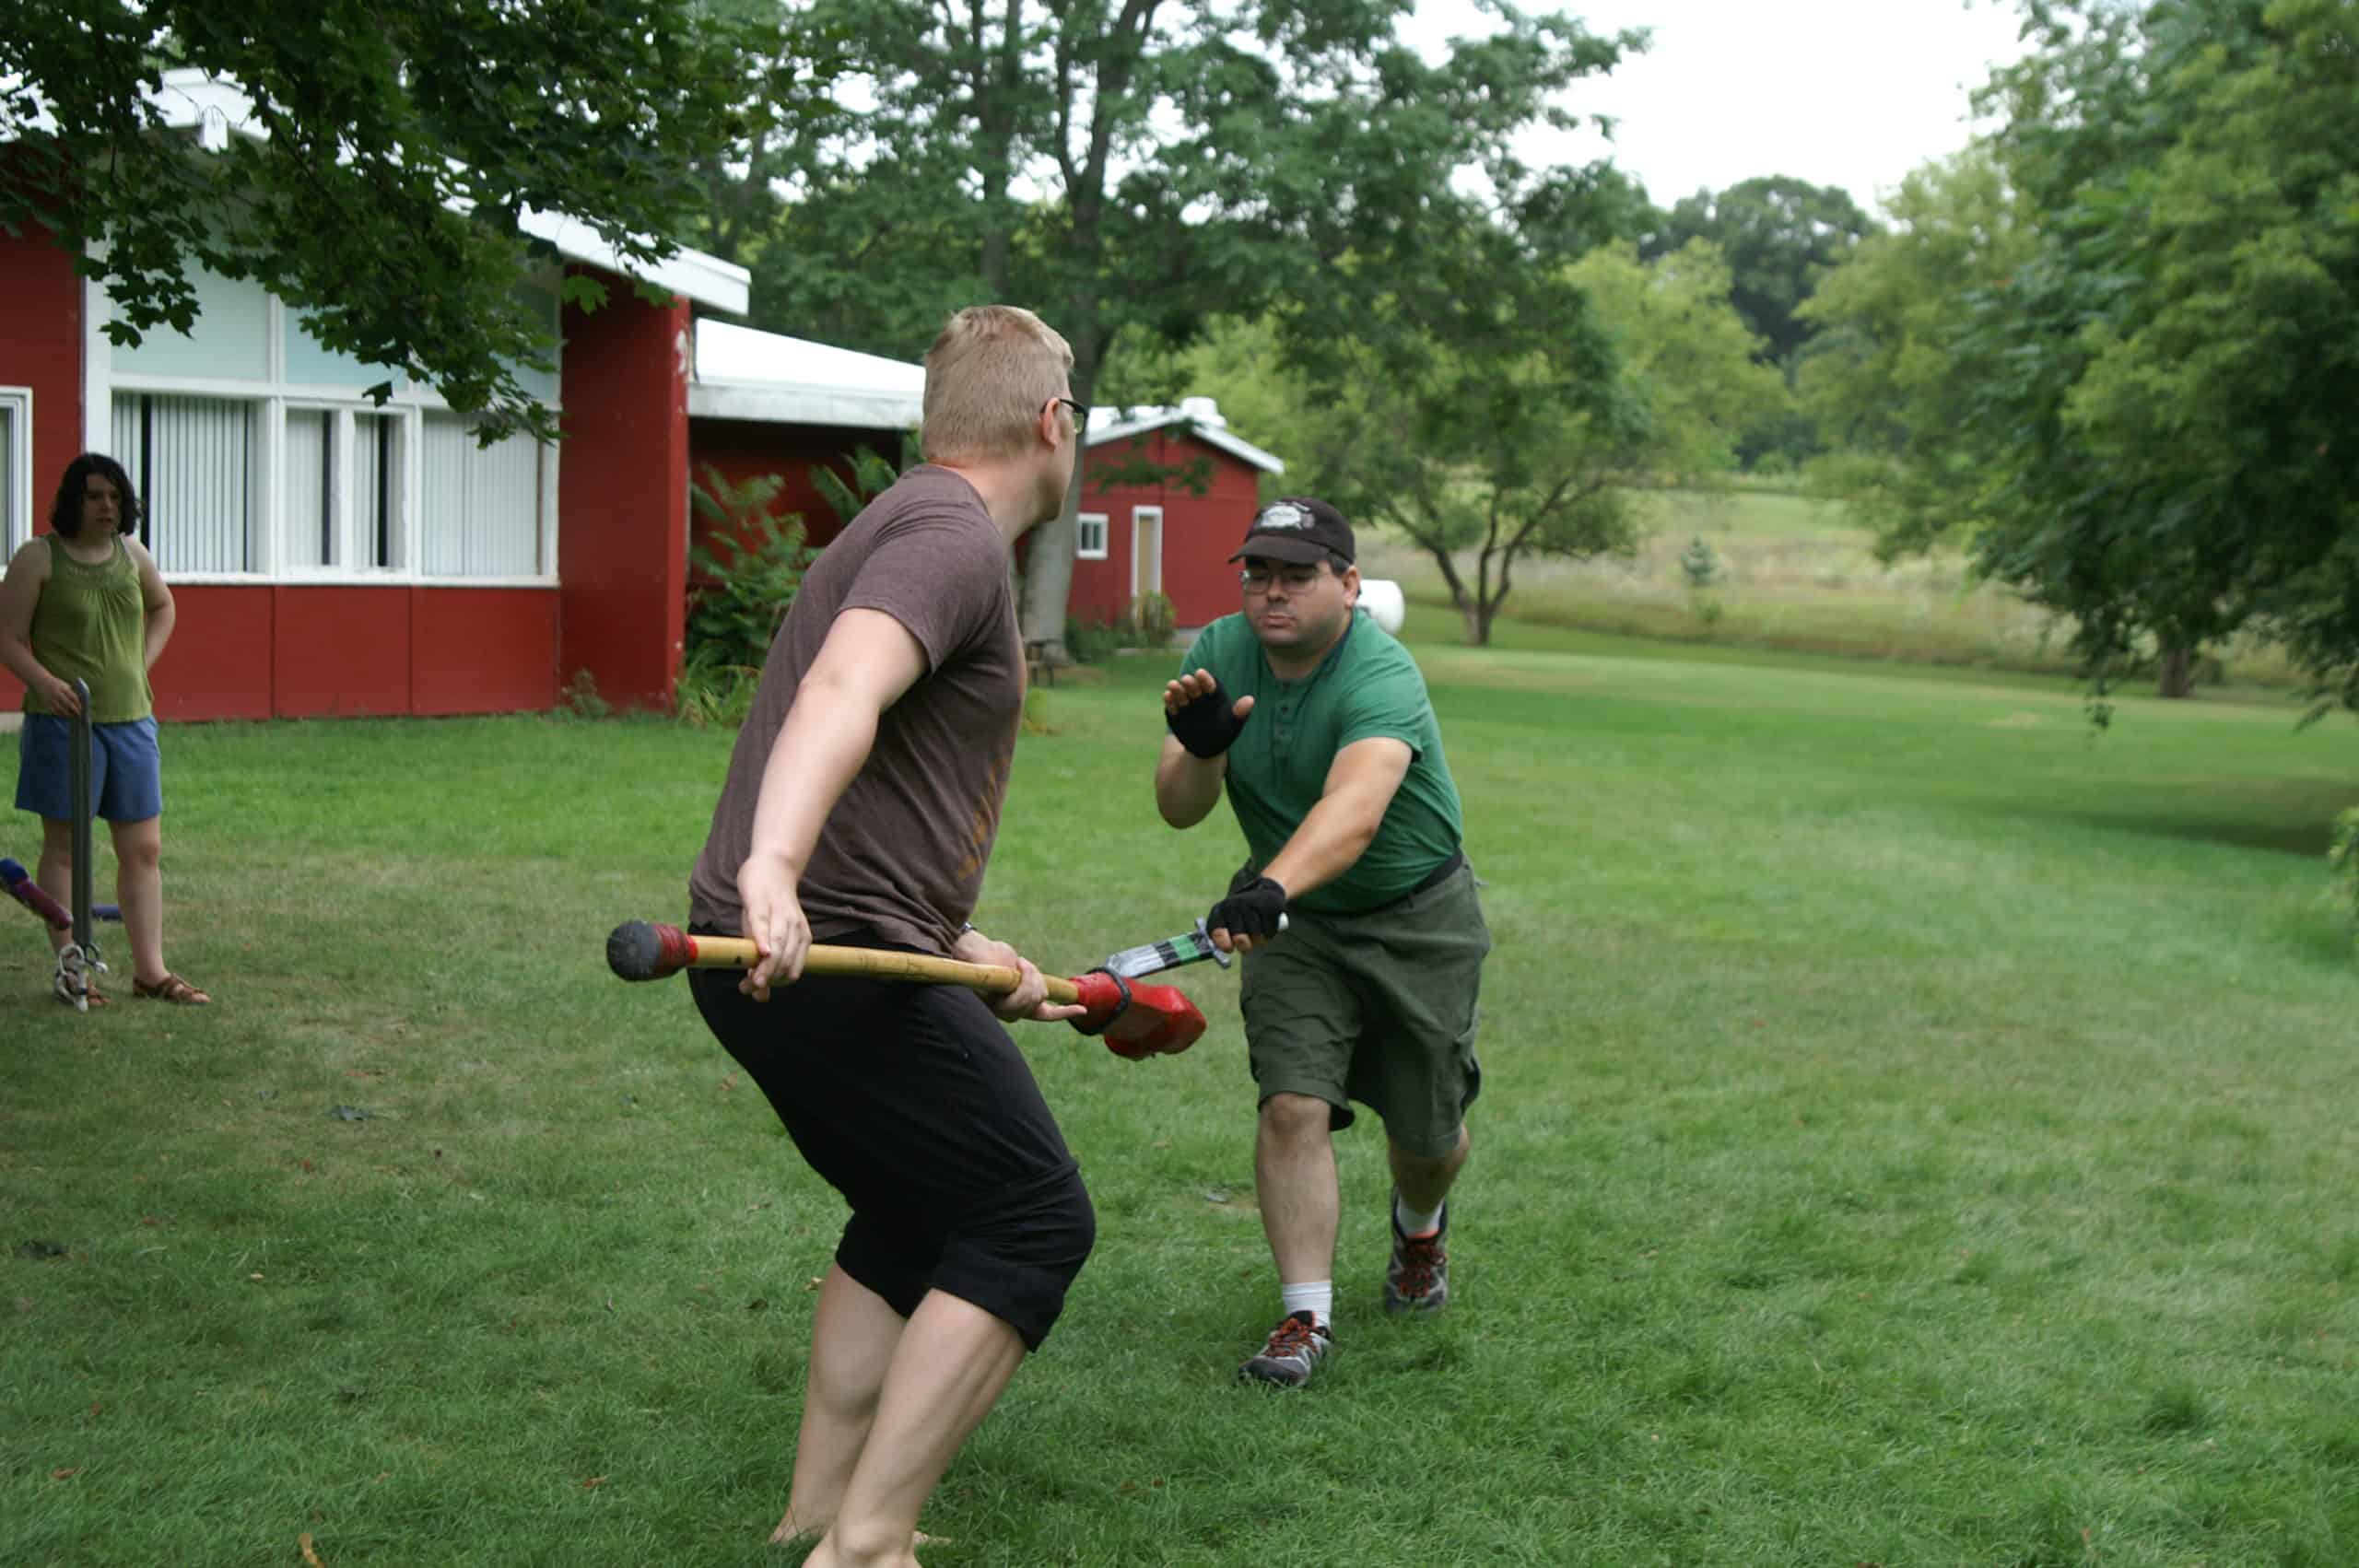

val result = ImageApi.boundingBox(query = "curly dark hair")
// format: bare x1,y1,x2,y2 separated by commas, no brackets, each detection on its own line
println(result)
49,452,143,540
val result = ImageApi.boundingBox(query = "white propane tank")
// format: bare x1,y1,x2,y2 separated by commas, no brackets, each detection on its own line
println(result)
1358,578,1406,636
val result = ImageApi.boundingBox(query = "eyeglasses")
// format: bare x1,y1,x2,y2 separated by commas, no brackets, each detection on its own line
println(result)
1239,563,1326,593
1050,396,1087,431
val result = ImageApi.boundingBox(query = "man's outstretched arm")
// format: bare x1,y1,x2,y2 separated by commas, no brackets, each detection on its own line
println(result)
1207,736,1413,954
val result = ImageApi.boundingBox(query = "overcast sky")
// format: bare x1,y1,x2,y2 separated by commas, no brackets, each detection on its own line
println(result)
1399,0,2033,216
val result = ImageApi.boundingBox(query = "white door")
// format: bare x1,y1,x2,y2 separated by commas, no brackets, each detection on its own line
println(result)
1131,505,1164,600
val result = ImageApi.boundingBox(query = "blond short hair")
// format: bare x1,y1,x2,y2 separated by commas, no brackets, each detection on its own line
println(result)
921,305,1075,463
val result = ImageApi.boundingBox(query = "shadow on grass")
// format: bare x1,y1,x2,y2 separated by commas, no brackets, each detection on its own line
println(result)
2013,783,2356,860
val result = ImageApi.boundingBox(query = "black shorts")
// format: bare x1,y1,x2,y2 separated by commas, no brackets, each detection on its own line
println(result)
687,939,1095,1351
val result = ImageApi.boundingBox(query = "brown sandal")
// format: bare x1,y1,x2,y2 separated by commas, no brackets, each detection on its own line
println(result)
133,972,211,1005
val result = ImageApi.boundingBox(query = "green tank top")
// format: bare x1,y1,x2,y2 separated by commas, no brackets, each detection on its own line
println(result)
25,535,153,722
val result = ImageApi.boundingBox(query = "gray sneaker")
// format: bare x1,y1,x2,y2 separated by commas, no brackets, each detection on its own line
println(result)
1238,1311,1333,1387
1383,1195,1449,1314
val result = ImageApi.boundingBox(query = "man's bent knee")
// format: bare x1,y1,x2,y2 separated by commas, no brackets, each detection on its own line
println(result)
1259,1092,1333,1142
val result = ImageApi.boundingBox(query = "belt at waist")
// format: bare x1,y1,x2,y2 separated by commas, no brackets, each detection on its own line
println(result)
1330,847,1464,919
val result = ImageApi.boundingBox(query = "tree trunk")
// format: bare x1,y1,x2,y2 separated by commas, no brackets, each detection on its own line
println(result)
1019,315,1098,663
1419,540,1473,630
976,0,1021,297
2157,643,2195,699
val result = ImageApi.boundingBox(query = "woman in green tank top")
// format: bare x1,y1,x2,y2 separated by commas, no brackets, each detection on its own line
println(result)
0,453,210,1004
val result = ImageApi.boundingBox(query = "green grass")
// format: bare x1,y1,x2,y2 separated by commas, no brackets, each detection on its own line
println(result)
1357,487,2310,691
5,635,2359,1566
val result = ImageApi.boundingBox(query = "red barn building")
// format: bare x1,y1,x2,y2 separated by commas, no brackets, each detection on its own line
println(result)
1062,400,1285,633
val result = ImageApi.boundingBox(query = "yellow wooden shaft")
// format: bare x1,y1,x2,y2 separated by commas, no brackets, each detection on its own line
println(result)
687,934,1083,1004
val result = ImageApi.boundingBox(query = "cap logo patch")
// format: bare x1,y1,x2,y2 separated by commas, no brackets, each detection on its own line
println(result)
1256,503,1312,531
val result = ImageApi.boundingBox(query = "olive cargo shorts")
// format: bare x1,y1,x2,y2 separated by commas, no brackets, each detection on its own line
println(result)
1238,861,1489,1156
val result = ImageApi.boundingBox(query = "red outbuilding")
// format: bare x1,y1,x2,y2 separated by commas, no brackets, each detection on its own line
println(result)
1061,399,1285,633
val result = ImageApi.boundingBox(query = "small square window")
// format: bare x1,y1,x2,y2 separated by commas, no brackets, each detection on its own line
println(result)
1076,511,1109,560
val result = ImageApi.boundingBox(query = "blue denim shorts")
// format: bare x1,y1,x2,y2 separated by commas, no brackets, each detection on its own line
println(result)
13,714,164,824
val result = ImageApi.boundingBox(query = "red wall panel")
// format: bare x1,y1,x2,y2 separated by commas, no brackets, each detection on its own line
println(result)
108,587,556,721
0,217,87,711
1160,453,1263,629
152,586,275,721
411,590,559,715
271,588,411,718
688,418,897,558
557,272,691,713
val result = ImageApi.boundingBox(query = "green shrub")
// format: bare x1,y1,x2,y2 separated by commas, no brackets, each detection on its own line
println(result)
1679,535,1727,627
1062,614,1127,665
686,465,814,674
557,668,611,720
677,451,910,728
1678,533,1723,590
1129,590,1177,644
675,658,762,730
1062,603,1179,665
812,447,903,529
2331,807,2359,951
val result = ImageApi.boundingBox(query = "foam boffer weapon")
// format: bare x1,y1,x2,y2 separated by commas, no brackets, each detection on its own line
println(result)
3,859,122,930
605,917,1256,1060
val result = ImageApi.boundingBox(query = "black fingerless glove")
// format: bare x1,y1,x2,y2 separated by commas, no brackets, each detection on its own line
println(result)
1207,876,1287,942
1167,676,1249,758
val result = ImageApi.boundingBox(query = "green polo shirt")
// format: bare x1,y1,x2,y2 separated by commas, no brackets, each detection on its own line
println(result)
1180,608,1463,915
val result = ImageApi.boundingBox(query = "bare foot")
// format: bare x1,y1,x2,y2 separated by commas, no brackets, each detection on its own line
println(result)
769,1518,945,1557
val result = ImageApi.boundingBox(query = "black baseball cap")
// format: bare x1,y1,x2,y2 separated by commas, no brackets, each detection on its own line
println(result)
1227,497,1356,566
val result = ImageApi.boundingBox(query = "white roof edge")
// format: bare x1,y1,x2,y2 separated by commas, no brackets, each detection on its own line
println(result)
517,210,747,314
687,381,921,433
1086,411,1285,474
132,68,748,314
688,321,925,429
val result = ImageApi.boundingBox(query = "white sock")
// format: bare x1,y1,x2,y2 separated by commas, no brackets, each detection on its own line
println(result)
1281,1281,1332,1329
1395,1195,1444,1237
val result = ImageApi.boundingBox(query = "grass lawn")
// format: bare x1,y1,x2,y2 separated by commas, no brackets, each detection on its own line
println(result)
4,635,2357,1566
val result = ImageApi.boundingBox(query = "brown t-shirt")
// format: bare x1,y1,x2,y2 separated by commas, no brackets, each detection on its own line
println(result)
687,465,1023,953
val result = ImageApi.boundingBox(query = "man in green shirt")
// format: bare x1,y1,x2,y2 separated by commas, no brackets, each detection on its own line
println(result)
1155,497,1490,1388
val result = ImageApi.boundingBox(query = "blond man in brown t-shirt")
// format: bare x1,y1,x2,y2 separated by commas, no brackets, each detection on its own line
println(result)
686,305,1092,1567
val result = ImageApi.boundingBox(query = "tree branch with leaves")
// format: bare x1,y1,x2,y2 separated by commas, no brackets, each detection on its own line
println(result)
3,0,836,442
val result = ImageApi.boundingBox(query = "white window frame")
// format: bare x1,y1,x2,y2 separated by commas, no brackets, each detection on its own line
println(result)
278,402,347,576
1075,509,1109,561
349,406,407,575
1131,504,1164,598
85,270,558,587
0,386,29,557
